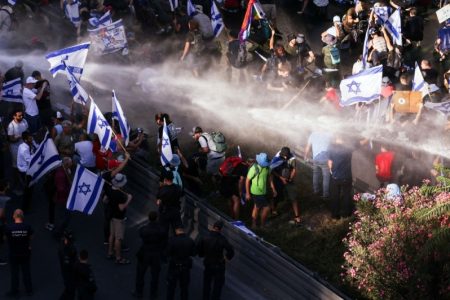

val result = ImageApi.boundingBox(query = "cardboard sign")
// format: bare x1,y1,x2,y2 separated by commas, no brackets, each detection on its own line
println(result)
392,91,422,113
436,4,450,24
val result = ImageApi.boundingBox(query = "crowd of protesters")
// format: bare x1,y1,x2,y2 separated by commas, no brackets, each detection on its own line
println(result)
1,0,450,298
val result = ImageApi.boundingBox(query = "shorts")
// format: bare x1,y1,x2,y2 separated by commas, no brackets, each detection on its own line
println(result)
219,177,239,198
252,194,269,208
207,156,225,175
110,218,125,240
285,183,298,202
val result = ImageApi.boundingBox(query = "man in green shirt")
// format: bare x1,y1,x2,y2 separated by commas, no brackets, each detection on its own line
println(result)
245,153,276,229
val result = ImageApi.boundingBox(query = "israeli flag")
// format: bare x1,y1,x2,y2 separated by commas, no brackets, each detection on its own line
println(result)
412,62,429,98
1,78,22,103
67,165,105,215
45,42,90,81
373,6,391,24
160,118,173,166
385,9,402,46
87,100,112,150
339,65,383,106
168,0,178,12
187,0,196,16
63,61,89,105
8,0,16,5
63,0,81,28
211,2,224,38
112,90,130,146
27,132,62,186
88,10,112,28
424,100,450,115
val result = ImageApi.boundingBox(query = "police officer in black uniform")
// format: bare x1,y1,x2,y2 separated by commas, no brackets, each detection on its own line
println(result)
166,227,196,300
58,230,78,300
156,170,183,237
132,211,167,299
197,220,235,300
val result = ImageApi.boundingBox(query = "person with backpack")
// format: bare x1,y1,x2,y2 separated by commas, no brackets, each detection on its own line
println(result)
270,147,301,226
191,126,227,177
180,20,207,77
245,153,276,229
219,156,252,219
226,30,249,82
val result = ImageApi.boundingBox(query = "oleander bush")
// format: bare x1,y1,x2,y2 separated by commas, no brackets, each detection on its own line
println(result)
342,178,450,299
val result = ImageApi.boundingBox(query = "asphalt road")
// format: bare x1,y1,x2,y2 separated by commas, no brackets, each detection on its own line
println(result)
0,167,262,300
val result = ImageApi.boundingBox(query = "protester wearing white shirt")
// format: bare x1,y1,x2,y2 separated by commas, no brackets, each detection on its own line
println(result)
74,133,96,169
16,131,36,212
7,110,29,169
22,76,46,134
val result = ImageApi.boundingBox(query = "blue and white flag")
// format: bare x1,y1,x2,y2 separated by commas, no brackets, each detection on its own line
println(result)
339,65,383,106
373,6,391,24
160,119,173,166
385,9,402,46
168,0,178,12
362,26,370,69
187,0,196,17
7,0,16,6
26,132,62,186
424,100,450,115
66,165,104,215
63,61,89,105
45,42,90,80
87,100,112,150
63,0,81,28
211,2,224,38
88,19,128,55
112,90,130,146
1,78,22,103
88,10,112,28
412,62,429,98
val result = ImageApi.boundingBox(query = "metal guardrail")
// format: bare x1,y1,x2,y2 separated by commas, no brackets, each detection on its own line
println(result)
126,156,350,300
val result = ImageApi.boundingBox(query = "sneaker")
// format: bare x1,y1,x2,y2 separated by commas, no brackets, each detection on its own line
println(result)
0,259,7,266
45,223,55,231
288,219,302,227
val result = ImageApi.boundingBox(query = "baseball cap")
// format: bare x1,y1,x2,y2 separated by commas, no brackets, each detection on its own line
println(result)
112,173,127,188
296,34,305,43
26,76,37,84
189,126,203,136
62,120,72,127
382,76,391,84
333,15,341,23
170,154,181,167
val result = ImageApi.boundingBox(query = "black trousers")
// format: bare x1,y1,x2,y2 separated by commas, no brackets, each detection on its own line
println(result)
135,255,161,297
159,208,182,237
166,264,191,300
60,269,76,300
329,177,353,218
19,172,33,213
10,255,32,293
202,265,226,300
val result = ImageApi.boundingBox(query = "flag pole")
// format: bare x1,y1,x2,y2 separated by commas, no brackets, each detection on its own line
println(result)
88,95,129,155
280,79,310,111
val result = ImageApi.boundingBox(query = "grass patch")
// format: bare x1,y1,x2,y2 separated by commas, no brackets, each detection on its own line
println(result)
208,163,365,298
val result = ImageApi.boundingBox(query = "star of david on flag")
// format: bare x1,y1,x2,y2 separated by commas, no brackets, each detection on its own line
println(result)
339,65,383,106
67,165,105,215
88,10,112,28
27,131,62,186
211,2,224,38
87,99,112,150
160,118,173,166
112,90,130,146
